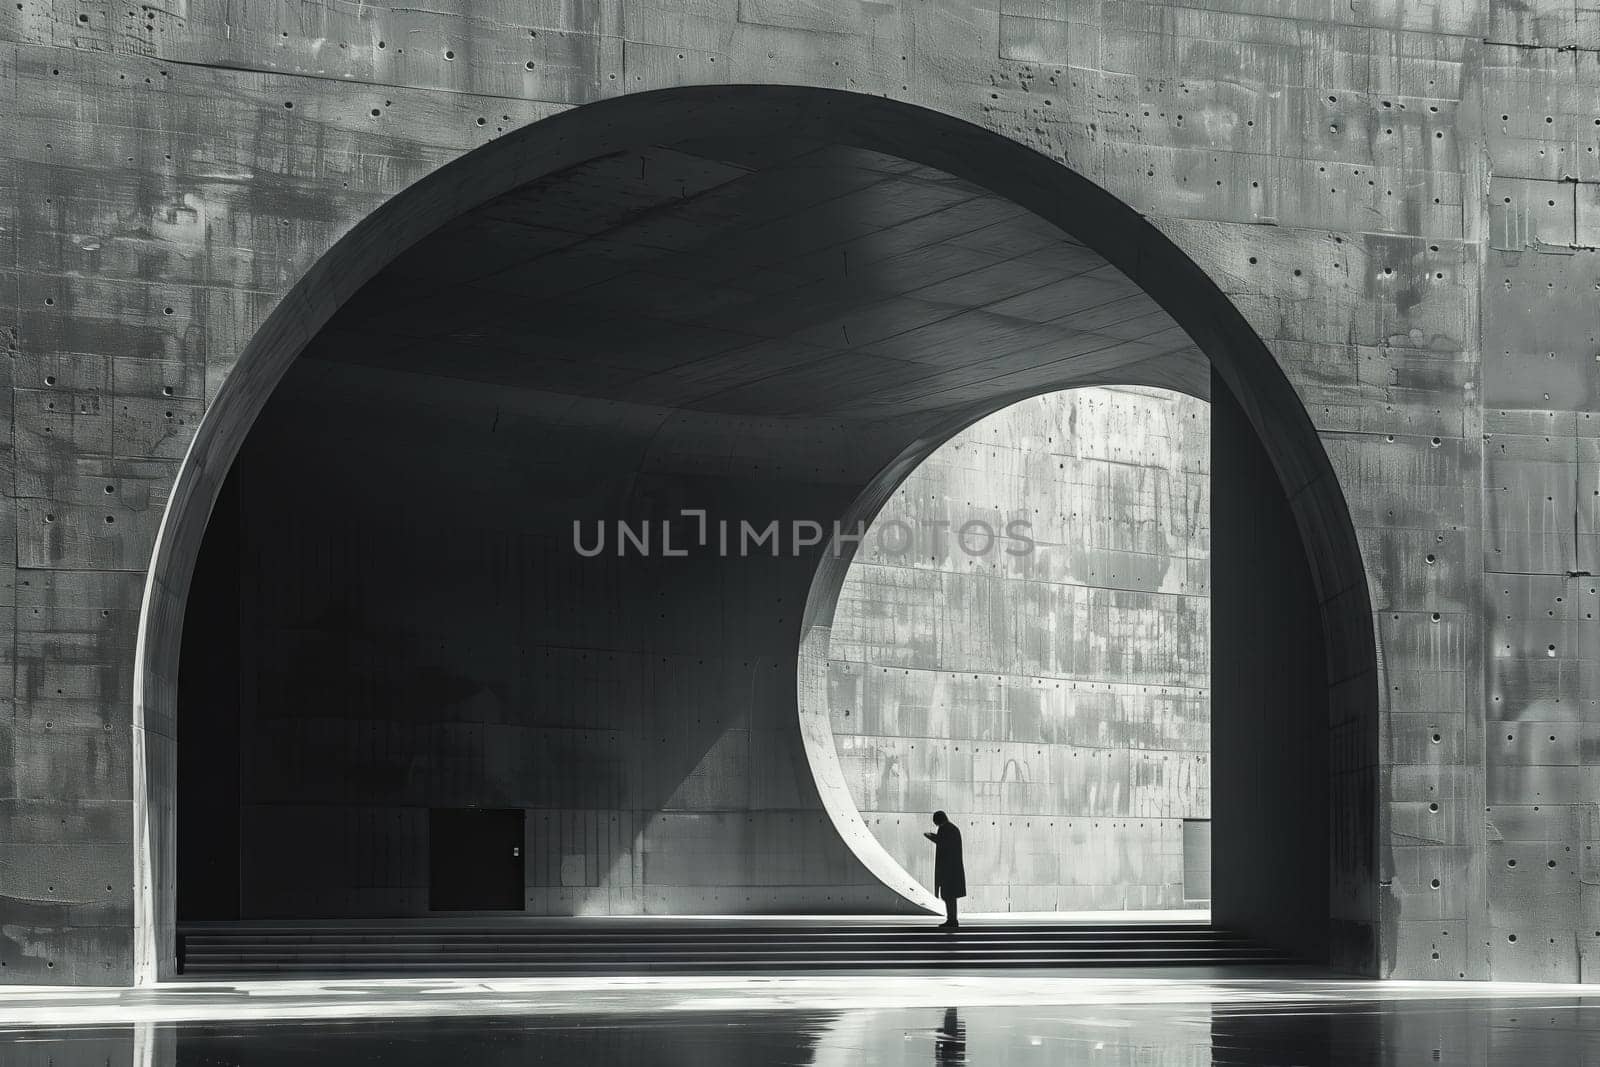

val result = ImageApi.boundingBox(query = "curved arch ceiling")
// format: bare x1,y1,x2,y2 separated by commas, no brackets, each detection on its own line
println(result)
306,139,1210,416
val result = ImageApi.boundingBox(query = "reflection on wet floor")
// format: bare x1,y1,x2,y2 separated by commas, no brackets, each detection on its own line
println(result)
11,993,1600,1064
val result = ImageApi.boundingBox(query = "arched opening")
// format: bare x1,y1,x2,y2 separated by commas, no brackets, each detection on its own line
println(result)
818,385,1213,918
139,86,1377,981
797,367,1341,967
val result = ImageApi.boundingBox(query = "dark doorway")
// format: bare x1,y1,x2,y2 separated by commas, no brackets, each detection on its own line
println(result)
429,809,526,911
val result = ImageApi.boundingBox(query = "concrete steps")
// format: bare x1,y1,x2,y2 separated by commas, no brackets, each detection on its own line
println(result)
177,920,1296,976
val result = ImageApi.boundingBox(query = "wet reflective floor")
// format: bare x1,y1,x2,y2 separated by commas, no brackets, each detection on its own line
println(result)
8,974,1600,1064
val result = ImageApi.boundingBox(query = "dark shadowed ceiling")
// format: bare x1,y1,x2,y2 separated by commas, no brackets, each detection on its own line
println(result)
308,139,1207,418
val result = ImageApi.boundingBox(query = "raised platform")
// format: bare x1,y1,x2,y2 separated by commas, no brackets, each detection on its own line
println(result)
177,914,1291,977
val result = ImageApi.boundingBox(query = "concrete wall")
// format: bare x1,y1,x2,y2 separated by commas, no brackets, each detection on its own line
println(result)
15,0,1586,984
1479,46,1600,983
828,386,1210,913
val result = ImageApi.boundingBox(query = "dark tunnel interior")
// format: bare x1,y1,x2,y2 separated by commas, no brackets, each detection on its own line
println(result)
175,133,1333,962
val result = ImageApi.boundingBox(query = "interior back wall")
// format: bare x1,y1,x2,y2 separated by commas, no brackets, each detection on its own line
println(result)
177,355,915,919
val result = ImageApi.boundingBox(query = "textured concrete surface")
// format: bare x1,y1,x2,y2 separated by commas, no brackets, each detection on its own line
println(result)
828,386,1211,912
7,0,1577,988
1478,44,1600,985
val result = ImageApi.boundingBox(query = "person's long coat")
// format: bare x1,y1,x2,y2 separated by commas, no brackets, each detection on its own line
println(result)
934,822,966,899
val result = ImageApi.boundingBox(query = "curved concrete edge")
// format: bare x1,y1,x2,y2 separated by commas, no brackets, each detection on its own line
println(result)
796,623,943,916
793,366,1213,917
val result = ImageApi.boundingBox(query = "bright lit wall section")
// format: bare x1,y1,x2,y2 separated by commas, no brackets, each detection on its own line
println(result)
826,386,1211,913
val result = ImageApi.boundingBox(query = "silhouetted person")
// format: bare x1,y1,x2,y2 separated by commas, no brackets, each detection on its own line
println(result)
923,810,965,929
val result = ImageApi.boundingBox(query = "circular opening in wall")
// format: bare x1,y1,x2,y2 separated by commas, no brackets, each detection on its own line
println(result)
814,385,1220,916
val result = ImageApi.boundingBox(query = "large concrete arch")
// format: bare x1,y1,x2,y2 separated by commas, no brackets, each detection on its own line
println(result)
133,87,1374,983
